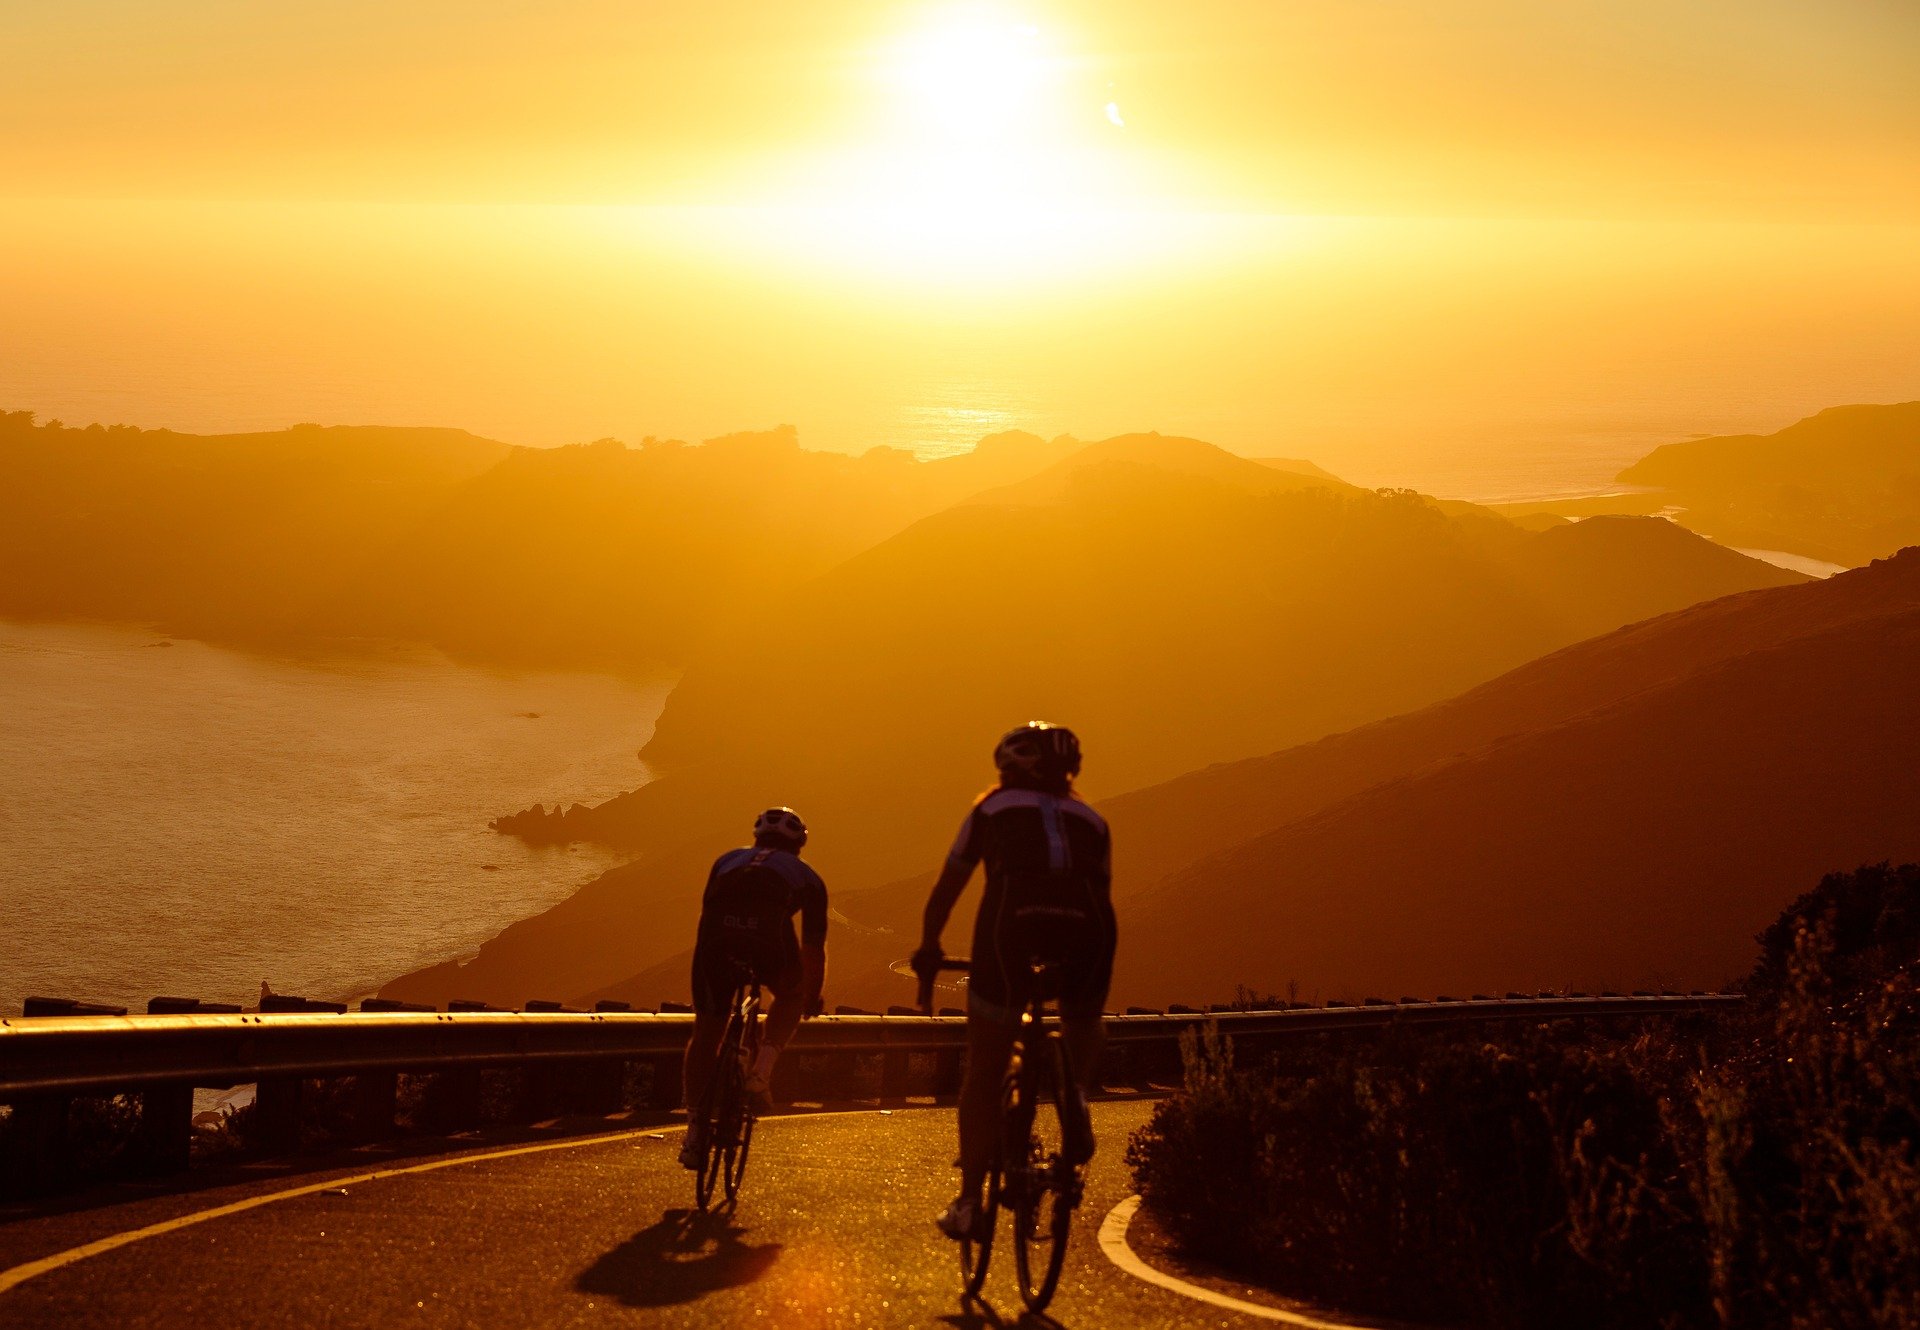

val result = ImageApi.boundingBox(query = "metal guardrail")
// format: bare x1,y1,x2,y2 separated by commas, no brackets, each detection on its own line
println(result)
0,993,1740,1101
0,993,1741,1187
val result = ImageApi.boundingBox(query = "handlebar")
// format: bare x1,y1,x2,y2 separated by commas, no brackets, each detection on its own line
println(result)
914,957,970,1015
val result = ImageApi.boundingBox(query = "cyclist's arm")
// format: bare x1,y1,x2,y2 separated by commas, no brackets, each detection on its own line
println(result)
799,870,829,1012
918,806,984,959
921,854,975,952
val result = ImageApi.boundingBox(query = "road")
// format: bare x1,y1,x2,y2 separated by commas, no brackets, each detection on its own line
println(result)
0,1101,1283,1328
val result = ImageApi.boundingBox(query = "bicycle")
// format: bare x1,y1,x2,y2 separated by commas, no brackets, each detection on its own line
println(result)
917,956,1090,1314
689,960,763,1210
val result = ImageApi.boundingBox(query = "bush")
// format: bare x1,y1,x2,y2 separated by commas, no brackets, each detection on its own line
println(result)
1127,863,1920,1330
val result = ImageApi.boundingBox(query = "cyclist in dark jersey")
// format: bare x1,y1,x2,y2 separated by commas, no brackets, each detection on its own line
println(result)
678,806,828,1169
912,723,1114,1240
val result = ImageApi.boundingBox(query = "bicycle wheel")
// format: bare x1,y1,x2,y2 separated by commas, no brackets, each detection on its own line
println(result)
960,1068,1016,1298
693,1021,739,1210
723,1010,761,1202
1011,1036,1077,1312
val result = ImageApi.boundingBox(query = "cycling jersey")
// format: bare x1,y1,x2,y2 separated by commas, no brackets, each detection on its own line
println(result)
691,846,828,1016
950,787,1115,1023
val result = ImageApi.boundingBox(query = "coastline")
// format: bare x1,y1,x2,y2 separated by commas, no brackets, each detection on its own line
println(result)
0,617,669,1015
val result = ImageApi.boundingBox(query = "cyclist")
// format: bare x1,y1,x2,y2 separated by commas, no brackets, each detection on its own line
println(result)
911,723,1114,1241
679,806,828,1170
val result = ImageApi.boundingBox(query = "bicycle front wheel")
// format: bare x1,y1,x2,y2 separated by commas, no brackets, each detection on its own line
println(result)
961,1069,1018,1298
1011,1039,1076,1312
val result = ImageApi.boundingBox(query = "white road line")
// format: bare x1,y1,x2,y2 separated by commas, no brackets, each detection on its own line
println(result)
1,1105,909,1298
0,1124,684,1296
1096,1194,1369,1329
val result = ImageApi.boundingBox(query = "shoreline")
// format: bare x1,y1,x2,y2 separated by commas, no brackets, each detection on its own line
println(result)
0,617,668,1016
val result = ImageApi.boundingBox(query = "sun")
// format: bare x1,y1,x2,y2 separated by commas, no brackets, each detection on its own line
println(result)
701,3,1189,288
886,6,1051,143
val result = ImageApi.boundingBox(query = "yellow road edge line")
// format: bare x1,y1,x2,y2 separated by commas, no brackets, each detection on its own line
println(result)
0,1123,683,1296
1096,1194,1370,1330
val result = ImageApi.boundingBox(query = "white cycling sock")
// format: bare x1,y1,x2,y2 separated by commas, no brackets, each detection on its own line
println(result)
750,1043,779,1083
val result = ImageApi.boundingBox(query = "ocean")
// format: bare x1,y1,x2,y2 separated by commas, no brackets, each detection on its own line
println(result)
0,620,671,1015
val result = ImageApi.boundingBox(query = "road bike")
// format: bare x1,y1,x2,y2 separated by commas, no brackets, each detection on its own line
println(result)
918,956,1090,1314
689,961,763,1210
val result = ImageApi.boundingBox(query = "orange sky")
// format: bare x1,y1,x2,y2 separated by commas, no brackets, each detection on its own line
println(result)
7,1,1917,220
3,3,1917,490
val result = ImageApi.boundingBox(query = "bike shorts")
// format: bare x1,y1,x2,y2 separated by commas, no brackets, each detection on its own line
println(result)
967,893,1116,1026
690,932,802,1019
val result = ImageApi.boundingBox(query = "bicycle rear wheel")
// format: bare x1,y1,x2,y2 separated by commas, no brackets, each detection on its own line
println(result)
1011,1037,1077,1312
693,1023,741,1210
722,1014,761,1203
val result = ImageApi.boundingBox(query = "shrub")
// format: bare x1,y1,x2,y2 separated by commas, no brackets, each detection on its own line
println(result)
1128,863,1920,1330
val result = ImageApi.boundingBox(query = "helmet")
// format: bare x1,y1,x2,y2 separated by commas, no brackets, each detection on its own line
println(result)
993,722,1082,783
752,806,808,848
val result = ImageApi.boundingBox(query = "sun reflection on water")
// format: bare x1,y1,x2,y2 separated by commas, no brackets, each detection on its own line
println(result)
889,378,1039,458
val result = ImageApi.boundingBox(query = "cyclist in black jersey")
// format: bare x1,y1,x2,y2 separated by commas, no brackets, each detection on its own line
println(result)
912,723,1114,1241
678,806,828,1170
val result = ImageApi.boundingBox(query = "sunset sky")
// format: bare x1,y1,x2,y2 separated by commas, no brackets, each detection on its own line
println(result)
10,0,1918,217
4,1,1918,490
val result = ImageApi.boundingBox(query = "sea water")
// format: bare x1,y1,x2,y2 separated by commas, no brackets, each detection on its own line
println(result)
0,619,671,1014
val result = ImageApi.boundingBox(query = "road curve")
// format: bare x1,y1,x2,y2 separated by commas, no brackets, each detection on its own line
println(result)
0,1101,1278,1328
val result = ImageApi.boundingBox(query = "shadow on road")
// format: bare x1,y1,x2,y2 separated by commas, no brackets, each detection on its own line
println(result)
938,1294,1066,1330
576,1205,782,1308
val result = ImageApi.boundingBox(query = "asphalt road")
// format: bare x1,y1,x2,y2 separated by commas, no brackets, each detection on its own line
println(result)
0,1101,1274,1328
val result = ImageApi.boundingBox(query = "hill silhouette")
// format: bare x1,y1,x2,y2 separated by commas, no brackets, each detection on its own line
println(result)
385,435,1799,1009
0,412,1078,668
0,414,509,642
735,546,1920,1010
328,425,1083,667
1614,402,1920,566
1104,547,1920,1003
1496,402,1920,569
1115,612,1919,999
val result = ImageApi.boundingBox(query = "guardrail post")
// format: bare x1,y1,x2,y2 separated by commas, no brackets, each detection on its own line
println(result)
583,1059,626,1115
135,1084,193,1174
517,1067,560,1123
422,1068,484,1133
7,1094,71,1192
881,1049,912,1102
255,1077,303,1153
646,1054,683,1111
354,1071,398,1139
822,1050,861,1101
933,1046,965,1100
775,1051,840,1106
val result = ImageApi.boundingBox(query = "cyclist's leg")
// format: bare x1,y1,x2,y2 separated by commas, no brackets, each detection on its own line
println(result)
1055,914,1113,1164
743,942,803,1101
957,1008,1019,1207
682,1012,727,1112
761,960,805,1050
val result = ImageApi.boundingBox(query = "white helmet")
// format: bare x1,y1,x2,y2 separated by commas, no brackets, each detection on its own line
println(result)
752,806,808,848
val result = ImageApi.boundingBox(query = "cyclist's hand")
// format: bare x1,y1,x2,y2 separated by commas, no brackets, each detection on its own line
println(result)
909,946,944,979
804,993,825,1019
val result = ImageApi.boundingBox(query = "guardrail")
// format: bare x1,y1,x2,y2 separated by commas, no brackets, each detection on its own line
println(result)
0,992,1740,1190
